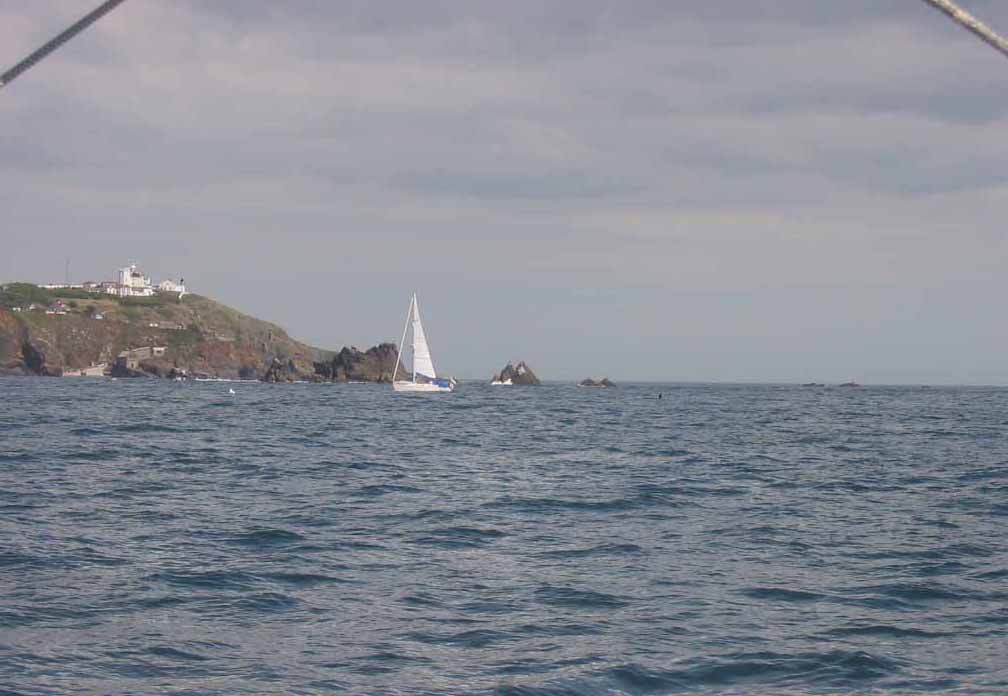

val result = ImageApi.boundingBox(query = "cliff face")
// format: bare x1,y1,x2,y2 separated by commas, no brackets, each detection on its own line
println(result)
0,310,29,375
0,287,330,380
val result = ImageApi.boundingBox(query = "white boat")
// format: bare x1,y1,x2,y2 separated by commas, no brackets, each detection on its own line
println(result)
490,378,512,386
392,292,455,393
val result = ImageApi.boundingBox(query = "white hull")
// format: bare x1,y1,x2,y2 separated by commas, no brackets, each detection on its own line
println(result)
392,380,453,393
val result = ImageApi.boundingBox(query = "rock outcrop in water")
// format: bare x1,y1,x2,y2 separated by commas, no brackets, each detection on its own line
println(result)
578,377,615,387
491,361,541,385
313,343,400,383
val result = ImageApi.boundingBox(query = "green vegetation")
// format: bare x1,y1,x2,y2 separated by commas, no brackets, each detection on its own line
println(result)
0,283,178,311
1,285,332,379
118,295,169,307
50,288,98,300
0,283,52,308
165,324,203,349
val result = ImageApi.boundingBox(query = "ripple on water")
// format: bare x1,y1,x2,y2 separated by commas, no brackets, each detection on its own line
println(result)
3,380,1008,694
411,526,506,549
225,528,307,547
603,650,903,690
534,585,630,610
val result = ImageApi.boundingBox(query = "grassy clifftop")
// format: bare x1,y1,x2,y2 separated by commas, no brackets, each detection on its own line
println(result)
0,284,331,379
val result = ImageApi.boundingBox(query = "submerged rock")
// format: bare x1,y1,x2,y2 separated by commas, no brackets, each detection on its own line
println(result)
491,361,540,385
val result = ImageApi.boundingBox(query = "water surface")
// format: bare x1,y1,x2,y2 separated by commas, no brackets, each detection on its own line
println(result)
1,379,1006,694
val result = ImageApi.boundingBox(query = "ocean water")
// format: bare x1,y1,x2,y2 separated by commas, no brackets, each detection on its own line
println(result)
1,378,1006,695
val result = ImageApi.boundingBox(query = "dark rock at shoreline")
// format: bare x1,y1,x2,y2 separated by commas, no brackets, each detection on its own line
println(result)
21,341,50,376
137,358,175,378
110,361,152,378
314,343,400,383
492,361,540,385
579,377,615,387
262,357,299,383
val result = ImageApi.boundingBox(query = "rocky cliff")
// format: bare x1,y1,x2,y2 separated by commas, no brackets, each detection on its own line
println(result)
491,360,541,385
0,284,397,382
313,343,400,383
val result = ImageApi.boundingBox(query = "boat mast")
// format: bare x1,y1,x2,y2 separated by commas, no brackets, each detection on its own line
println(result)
411,292,417,384
392,294,413,383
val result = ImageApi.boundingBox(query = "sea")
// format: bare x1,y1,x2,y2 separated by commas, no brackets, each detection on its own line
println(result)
1,378,1006,695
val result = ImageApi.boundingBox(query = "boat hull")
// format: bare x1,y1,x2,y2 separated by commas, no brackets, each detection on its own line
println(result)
392,380,454,393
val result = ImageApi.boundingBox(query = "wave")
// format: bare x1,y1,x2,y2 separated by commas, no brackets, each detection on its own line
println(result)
412,526,506,549
534,584,629,609
144,570,259,591
262,571,353,587
826,624,949,639
537,543,643,559
225,528,307,547
504,650,903,694
741,587,828,603
144,645,208,662
116,423,191,434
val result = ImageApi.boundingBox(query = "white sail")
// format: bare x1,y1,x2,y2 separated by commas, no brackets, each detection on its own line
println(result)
411,294,437,379
392,292,452,393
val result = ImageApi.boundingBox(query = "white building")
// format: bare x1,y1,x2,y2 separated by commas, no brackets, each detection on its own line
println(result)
112,264,155,297
38,262,189,298
158,278,186,296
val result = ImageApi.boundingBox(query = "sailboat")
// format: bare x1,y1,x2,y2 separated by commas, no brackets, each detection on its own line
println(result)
392,292,455,393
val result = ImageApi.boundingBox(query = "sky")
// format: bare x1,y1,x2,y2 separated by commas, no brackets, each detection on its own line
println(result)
2,1,1008,383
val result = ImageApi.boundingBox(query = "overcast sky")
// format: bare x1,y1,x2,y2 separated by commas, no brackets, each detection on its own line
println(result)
2,1,1008,383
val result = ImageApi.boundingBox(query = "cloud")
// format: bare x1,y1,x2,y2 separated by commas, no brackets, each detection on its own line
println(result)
2,0,1008,381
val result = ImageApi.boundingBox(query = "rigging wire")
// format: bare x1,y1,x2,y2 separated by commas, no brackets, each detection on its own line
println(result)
920,0,1008,60
1,0,127,90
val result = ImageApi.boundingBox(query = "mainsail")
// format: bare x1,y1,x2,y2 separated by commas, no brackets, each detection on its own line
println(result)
411,295,437,379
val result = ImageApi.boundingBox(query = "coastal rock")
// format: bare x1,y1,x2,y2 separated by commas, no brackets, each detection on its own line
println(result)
0,287,332,381
579,377,615,387
21,340,50,376
137,358,174,378
262,357,298,383
491,361,541,385
110,360,152,378
314,343,400,383
0,311,29,373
